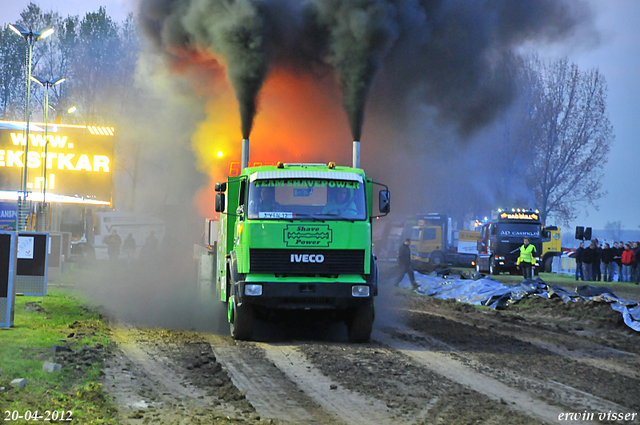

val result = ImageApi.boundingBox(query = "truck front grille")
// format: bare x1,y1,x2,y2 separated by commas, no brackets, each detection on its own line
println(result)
250,249,365,274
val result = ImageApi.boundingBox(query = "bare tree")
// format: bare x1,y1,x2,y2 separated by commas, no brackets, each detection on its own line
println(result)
525,56,613,225
604,220,623,242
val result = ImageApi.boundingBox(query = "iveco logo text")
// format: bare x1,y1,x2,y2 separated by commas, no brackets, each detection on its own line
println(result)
290,254,325,263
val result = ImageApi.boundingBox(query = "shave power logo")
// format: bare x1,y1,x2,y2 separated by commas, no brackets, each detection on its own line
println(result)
284,224,332,247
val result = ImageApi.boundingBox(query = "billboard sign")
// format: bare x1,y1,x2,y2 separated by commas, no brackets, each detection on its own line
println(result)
0,120,114,203
0,201,17,229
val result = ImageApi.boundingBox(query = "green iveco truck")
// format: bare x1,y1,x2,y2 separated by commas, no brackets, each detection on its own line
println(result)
214,161,390,342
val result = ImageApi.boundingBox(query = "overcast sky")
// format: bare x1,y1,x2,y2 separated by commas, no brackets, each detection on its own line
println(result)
2,0,639,233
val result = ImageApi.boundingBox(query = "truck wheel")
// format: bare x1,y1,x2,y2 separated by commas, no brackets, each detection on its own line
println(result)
490,258,500,275
544,256,553,273
430,252,446,265
347,301,374,343
475,260,482,274
229,296,254,341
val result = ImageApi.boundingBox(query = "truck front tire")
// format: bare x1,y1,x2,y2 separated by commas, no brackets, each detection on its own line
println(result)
544,256,553,273
347,301,374,343
229,295,254,341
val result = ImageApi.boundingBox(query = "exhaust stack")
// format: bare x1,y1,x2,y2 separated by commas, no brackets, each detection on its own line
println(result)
241,138,250,170
352,140,360,169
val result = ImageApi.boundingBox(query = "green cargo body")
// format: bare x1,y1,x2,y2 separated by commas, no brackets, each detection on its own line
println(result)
214,163,389,342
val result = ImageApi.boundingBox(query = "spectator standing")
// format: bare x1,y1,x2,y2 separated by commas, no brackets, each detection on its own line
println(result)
574,242,584,281
601,243,614,282
104,229,122,262
581,242,595,281
592,239,602,281
611,242,620,281
393,238,419,290
140,231,159,260
621,244,636,282
123,233,136,263
633,242,640,285
615,241,624,281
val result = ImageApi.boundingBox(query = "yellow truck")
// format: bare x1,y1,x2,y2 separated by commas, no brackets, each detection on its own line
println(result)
407,214,480,270
541,226,562,272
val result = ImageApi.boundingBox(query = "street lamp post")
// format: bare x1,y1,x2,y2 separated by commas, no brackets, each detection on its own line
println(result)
31,76,65,231
31,76,65,202
9,23,54,231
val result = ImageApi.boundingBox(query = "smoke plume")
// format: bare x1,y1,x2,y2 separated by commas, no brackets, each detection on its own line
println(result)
139,0,271,139
139,0,595,143
308,0,399,141
136,0,597,218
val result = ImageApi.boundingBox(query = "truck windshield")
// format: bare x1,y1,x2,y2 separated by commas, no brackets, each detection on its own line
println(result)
497,223,540,238
247,179,366,220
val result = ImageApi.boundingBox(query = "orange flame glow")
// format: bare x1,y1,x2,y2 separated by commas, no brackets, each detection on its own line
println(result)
192,65,353,218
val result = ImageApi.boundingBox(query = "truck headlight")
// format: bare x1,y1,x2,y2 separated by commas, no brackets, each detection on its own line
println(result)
245,284,262,296
352,285,370,297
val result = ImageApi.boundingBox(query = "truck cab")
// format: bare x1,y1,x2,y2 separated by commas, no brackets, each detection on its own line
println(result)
410,225,443,265
407,214,479,269
476,209,543,275
541,226,562,272
215,163,389,342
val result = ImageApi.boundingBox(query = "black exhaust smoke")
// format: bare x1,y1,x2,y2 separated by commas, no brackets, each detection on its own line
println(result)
308,0,399,142
139,0,271,139
138,0,595,148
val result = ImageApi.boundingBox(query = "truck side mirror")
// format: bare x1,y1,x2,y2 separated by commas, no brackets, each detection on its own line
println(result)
215,193,225,213
215,182,227,192
379,190,390,214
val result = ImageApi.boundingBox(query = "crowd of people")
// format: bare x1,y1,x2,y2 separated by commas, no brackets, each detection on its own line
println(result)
574,239,640,284
104,229,159,262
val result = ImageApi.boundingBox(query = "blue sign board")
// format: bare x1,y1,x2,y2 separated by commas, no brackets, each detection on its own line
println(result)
0,202,17,230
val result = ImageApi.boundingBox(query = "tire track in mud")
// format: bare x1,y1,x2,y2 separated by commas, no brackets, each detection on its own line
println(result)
403,307,640,413
256,342,398,425
105,326,243,424
204,334,339,424
297,341,548,425
406,306,640,380
373,327,594,425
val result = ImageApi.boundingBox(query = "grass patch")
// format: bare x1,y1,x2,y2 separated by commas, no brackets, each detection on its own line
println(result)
0,279,118,424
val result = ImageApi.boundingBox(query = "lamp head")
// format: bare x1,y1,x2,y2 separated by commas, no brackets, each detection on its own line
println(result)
37,27,54,40
30,76,66,87
9,23,27,38
31,75,45,86
9,24,54,42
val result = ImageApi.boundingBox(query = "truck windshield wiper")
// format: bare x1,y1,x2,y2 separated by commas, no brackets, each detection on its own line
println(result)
292,214,326,222
321,214,359,222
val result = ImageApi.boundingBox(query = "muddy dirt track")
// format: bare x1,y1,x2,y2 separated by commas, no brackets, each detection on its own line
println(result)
89,270,640,425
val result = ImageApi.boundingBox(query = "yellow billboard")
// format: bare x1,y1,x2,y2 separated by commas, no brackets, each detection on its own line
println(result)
0,120,114,203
